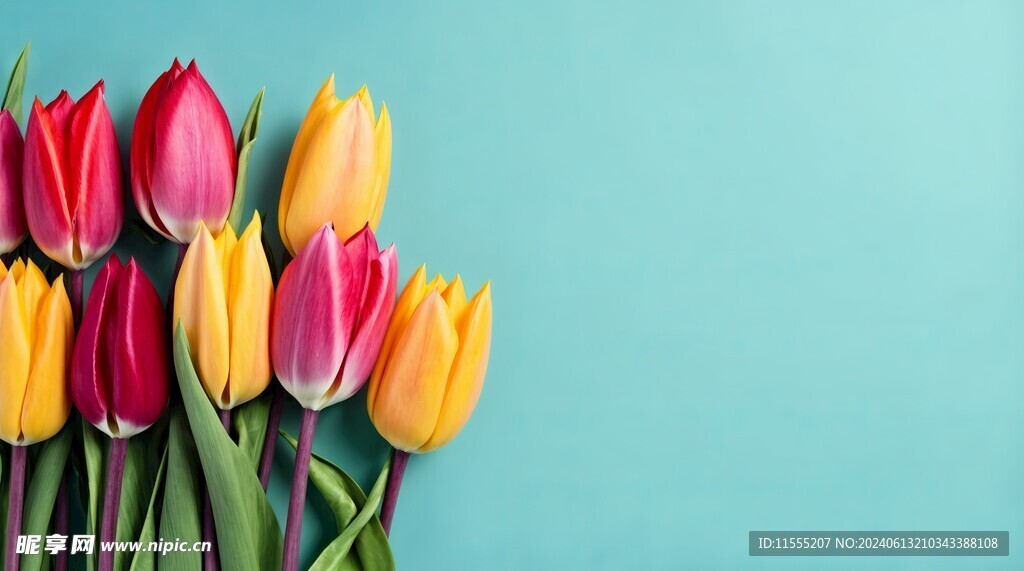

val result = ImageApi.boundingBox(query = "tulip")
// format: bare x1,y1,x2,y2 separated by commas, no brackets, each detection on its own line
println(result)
71,255,168,571
272,223,396,571
174,214,274,413
0,110,25,255
277,75,392,255
0,258,74,570
23,82,123,271
131,59,236,244
366,265,492,534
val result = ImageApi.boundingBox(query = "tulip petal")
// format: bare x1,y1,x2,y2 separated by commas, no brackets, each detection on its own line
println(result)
20,279,73,445
110,260,169,436
225,216,274,408
66,81,123,267
130,65,176,240
0,271,31,444
418,283,492,452
271,225,358,408
371,291,458,452
441,275,467,320
327,246,397,406
369,103,392,230
0,111,26,254
367,264,428,412
71,255,123,435
278,75,338,254
174,223,230,406
285,95,377,253
343,224,379,310
150,61,235,242
23,98,74,268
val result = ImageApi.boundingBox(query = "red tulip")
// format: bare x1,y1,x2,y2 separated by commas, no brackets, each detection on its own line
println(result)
272,223,397,410
23,82,123,270
0,110,25,254
131,59,236,244
72,255,169,437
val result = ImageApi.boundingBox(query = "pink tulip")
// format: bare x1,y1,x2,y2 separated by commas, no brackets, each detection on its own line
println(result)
23,82,123,270
0,110,25,254
272,223,397,410
131,59,236,244
72,255,169,438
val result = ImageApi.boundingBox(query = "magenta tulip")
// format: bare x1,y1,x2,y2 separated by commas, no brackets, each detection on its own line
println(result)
23,82,123,270
0,110,25,255
130,59,236,244
72,255,169,437
272,223,397,409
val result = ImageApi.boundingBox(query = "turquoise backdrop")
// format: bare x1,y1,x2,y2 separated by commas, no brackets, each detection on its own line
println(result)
3,1,1023,569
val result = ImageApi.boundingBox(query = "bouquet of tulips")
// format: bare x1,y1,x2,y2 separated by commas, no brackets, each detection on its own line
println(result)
0,43,493,571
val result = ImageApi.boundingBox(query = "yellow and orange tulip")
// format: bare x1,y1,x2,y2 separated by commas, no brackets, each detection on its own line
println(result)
174,214,274,409
367,265,492,453
0,258,74,446
278,75,392,254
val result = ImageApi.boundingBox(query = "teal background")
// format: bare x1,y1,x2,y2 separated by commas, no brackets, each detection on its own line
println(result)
3,1,1023,569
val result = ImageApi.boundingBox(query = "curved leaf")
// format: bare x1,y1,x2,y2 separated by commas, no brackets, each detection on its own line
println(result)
2,42,29,125
233,391,271,473
158,409,203,571
227,87,265,231
128,442,168,571
19,424,71,571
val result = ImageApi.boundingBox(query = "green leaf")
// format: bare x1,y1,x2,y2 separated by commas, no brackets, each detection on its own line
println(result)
233,391,270,473
19,423,71,571
82,422,105,571
158,409,203,571
173,324,282,570
127,441,167,571
227,87,265,232
114,434,162,571
281,432,395,571
2,42,29,125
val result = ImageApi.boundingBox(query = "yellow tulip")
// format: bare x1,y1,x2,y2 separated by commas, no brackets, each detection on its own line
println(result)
367,265,492,453
174,214,274,409
278,75,392,255
0,258,73,446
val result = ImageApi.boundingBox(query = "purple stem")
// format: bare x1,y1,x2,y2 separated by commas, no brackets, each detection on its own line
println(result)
379,450,410,536
55,270,84,571
258,385,284,490
202,409,232,571
70,270,84,328
99,438,128,571
5,446,26,571
166,243,188,325
282,408,319,571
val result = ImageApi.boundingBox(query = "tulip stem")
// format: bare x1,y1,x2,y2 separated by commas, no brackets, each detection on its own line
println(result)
379,449,410,536
283,408,319,571
5,445,26,571
99,437,128,571
54,473,69,571
70,270,84,328
258,384,284,490
166,243,188,313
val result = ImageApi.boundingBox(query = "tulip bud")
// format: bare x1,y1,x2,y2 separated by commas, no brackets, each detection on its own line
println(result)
0,110,25,254
0,258,74,445
278,76,392,255
272,223,397,410
174,215,274,409
23,82,124,270
131,59,236,244
72,255,169,438
367,266,492,453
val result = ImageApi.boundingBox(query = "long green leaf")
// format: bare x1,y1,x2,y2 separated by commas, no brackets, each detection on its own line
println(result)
173,324,282,570
128,443,168,571
114,434,162,570
158,409,203,571
227,87,265,231
233,390,271,473
2,42,29,125
281,432,395,571
82,421,105,571
19,424,71,571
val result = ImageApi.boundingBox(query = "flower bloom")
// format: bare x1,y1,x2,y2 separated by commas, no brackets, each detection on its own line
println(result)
131,59,236,244
72,255,169,438
272,223,397,410
174,215,274,409
0,110,25,254
367,266,492,453
0,258,73,445
23,82,123,269
277,76,392,254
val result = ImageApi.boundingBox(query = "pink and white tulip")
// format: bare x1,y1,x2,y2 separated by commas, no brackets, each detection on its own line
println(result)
0,110,25,254
23,82,123,269
131,59,236,244
271,223,397,410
